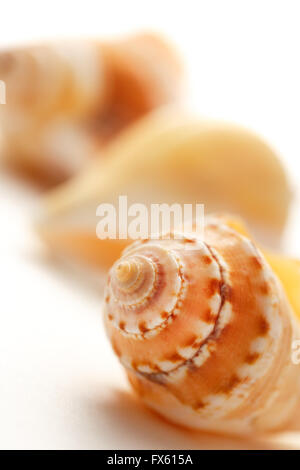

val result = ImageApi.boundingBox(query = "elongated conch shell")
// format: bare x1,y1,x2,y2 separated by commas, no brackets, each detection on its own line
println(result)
38,110,291,269
103,215,300,435
0,34,182,184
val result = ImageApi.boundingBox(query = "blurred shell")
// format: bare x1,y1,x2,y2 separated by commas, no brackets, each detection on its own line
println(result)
38,110,292,269
0,34,183,184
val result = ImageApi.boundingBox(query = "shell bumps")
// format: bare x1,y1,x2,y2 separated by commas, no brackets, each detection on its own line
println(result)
104,216,300,435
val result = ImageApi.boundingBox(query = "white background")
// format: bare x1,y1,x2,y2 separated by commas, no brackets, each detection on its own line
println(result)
0,0,300,449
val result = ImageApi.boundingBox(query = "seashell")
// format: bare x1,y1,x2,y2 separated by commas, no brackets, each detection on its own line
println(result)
103,215,300,435
38,110,292,269
0,34,182,184
97,33,183,140
213,213,300,323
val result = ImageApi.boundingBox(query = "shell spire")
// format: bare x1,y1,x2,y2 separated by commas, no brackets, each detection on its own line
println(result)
104,216,300,435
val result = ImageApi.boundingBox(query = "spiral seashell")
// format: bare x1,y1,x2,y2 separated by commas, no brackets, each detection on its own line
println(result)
104,217,300,435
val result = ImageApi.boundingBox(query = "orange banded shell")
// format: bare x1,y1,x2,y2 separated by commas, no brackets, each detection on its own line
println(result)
0,34,183,184
104,217,300,435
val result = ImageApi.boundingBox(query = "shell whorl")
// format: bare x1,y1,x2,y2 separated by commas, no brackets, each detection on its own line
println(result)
104,218,299,433
105,234,224,370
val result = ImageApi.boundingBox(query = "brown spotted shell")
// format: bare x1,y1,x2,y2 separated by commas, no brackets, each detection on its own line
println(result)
104,217,300,435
